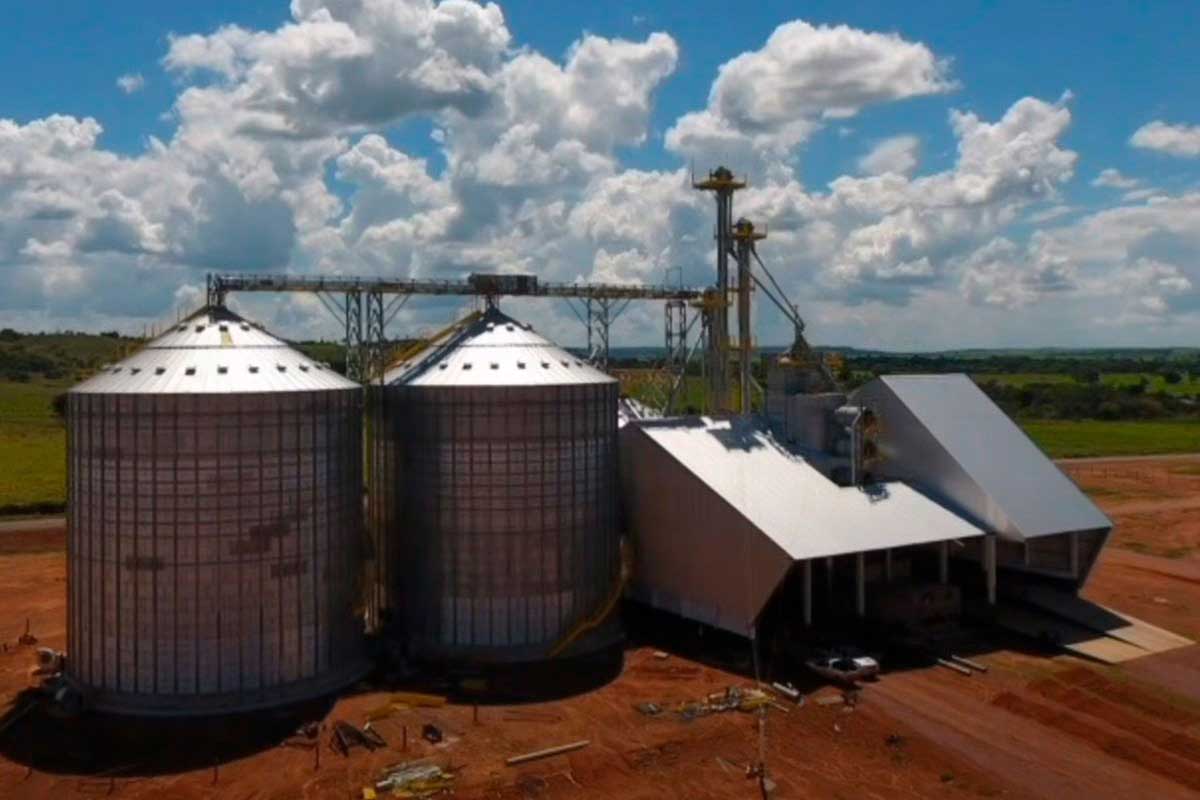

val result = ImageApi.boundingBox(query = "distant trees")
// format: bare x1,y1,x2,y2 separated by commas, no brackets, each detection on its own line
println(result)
973,378,1189,421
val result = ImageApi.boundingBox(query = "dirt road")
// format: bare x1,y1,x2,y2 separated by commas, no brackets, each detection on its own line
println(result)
0,517,63,533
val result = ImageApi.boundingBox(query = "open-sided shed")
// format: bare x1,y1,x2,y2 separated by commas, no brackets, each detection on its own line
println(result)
619,416,984,636
850,375,1111,584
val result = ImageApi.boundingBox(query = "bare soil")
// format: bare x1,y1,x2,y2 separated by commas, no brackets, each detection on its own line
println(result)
1064,456,1200,560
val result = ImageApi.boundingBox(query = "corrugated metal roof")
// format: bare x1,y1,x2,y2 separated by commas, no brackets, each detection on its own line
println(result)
631,416,984,561
71,307,357,394
867,375,1111,539
385,308,615,388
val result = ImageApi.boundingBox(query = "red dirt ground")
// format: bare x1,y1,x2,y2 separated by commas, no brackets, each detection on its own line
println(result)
1,455,1199,798
1064,457,1200,561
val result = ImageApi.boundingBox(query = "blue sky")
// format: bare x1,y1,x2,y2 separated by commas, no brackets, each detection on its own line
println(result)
3,0,1200,347
7,1,1197,180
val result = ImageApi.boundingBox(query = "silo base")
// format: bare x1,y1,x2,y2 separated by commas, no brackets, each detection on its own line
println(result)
403,615,624,668
73,657,371,717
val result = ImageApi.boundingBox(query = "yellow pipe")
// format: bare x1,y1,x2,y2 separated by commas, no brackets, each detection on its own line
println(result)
548,538,632,659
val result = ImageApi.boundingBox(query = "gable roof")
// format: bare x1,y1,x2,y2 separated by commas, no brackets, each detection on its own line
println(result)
857,374,1110,539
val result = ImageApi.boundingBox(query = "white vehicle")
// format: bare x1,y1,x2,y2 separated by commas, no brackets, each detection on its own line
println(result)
805,652,880,684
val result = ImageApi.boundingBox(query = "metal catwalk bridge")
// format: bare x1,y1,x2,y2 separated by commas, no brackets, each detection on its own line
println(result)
206,271,708,382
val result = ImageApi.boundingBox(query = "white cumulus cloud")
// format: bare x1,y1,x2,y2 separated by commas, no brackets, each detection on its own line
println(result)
1131,120,1200,157
1092,167,1139,189
116,73,145,94
858,135,920,176
666,20,953,180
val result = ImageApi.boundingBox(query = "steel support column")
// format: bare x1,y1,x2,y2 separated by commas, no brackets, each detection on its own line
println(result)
802,559,812,627
584,297,630,370
665,299,687,366
344,289,364,383
825,555,834,607
855,552,866,618
591,298,609,369
984,535,997,606
365,289,385,380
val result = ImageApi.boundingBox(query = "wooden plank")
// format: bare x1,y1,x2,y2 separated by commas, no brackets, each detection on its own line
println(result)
505,740,590,766
936,658,972,676
950,655,989,673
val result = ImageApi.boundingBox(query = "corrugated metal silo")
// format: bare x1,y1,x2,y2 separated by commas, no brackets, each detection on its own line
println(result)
66,307,367,714
382,308,619,662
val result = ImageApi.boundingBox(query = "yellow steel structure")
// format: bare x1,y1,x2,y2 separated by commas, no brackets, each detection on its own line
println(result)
732,218,766,416
692,166,747,413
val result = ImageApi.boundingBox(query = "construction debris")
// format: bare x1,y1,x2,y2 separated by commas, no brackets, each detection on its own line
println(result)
632,685,777,722
333,720,386,756
18,619,37,646
422,723,443,744
770,682,801,702
652,651,670,660
362,722,387,749
506,740,590,766
814,693,844,707
950,655,989,673
372,760,455,798
936,658,973,676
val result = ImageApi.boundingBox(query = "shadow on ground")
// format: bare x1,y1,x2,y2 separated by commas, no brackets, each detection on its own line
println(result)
0,640,625,777
0,691,336,777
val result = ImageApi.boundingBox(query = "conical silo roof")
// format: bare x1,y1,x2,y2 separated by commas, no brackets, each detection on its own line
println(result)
385,308,615,388
71,306,357,394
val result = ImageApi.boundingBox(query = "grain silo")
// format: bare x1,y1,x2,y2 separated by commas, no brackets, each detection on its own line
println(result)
381,308,620,663
65,307,367,714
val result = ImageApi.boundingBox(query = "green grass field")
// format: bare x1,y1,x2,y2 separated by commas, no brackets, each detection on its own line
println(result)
1019,419,1200,458
0,378,69,514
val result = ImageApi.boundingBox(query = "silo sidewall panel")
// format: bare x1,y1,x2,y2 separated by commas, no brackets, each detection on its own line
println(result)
66,388,366,714
389,379,618,662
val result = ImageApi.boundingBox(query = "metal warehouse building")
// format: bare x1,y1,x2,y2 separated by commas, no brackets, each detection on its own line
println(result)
620,374,1112,637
